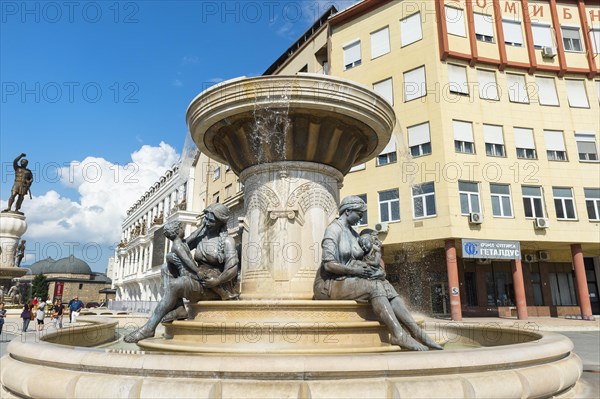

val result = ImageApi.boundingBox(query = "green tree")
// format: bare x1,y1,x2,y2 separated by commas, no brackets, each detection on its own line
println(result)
31,274,49,301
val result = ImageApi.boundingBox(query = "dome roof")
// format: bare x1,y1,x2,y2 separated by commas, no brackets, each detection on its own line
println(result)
28,257,56,274
47,256,92,275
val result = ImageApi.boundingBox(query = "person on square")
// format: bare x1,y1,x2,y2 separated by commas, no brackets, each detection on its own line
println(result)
20,300,32,332
68,296,83,324
0,303,6,337
52,299,63,329
36,302,46,332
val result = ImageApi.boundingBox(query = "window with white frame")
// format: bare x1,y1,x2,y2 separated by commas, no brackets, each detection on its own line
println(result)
506,74,529,103
357,194,368,225
490,184,513,217
408,122,431,157
453,120,475,154
377,135,397,166
531,23,554,49
477,69,499,100
343,40,361,70
404,66,426,101
212,192,220,204
575,133,598,161
535,76,559,106
373,78,394,105
448,64,469,95
379,189,400,222
552,187,577,220
584,188,600,220
565,80,589,108
503,19,523,46
514,127,537,159
474,13,494,42
522,186,545,218
484,124,505,157
371,26,390,59
544,130,567,161
213,166,221,181
445,6,466,37
590,29,600,54
412,182,436,218
237,179,244,192
400,12,422,47
459,181,481,215
225,184,232,198
349,163,366,172
561,26,583,52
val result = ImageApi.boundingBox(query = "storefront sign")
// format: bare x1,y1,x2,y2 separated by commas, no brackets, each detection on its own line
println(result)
461,239,521,260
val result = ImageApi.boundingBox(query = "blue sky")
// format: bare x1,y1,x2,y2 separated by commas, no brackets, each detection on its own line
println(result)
0,0,357,272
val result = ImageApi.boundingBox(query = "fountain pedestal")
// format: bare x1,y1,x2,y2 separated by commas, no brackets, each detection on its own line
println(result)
0,212,28,291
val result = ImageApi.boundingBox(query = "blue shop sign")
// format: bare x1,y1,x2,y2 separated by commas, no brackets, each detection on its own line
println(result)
461,239,521,260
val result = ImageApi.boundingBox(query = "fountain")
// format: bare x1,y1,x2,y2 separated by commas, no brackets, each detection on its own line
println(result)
0,75,582,398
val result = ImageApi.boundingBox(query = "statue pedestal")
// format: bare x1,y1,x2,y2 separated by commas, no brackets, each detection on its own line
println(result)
239,162,342,300
0,212,28,290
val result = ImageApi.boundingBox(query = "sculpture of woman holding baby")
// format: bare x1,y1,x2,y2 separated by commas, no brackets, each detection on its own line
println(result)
313,196,442,351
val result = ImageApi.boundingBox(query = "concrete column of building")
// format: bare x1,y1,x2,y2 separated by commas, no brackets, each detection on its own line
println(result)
445,239,462,321
511,259,528,320
571,244,593,319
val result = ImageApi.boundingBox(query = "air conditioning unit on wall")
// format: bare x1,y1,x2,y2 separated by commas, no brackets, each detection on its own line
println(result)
534,218,550,229
541,46,557,58
524,253,538,263
375,222,389,233
476,258,492,265
469,212,483,224
538,251,550,261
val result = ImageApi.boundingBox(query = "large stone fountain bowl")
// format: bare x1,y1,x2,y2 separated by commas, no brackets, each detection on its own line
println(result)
186,74,395,175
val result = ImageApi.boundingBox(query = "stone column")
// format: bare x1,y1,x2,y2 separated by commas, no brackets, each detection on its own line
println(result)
239,162,342,300
571,244,593,320
445,239,462,321
511,259,528,320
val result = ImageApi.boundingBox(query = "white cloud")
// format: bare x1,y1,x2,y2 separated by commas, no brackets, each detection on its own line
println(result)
4,142,179,271
172,79,183,87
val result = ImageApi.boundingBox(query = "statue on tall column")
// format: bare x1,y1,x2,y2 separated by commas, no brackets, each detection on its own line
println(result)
15,240,26,267
124,203,239,343
3,153,33,214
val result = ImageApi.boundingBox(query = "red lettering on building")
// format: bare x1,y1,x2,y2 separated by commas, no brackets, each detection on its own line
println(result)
590,10,600,22
504,2,517,15
563,8,572,20
532,5,543,18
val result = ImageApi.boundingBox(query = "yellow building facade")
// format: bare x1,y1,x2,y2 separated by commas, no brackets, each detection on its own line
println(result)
207,0,600,319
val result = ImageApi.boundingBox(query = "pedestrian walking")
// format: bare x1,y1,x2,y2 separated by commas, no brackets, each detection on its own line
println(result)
20,300,33,332
36,302,46,332
68,296,83,324
0,303,6,338
52,299,63,329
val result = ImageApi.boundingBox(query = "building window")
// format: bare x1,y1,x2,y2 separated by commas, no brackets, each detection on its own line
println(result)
79,284,83,290
502,19,523,46
584,188,600,220
376,135,397,166
357,194,368,225
483,124,505,157
562,26,583,52
535,76,559,106
404,66,426,101
514,127,537,159
522,186,545,218
400,12,422,47
371,26,390,59
453,120,475,154
459,181,481,215
448,64,468,95
531,23,554,49
477,69,499,100
575,133,599,161
474,13,494,42
549,272,577,306
212,192,220,203
343,40,361,70
225,184,232,198
379,189,400,222
445,6,466,37
413,182,436,218
408,122,431,157
237,179,243,192
552,187,577,220
590,29,600,54
544,130,567,161
490,184,513,217
213,166,221,181
349,163,366,172
373,78,393,105
506,74,529,103
565,80,590,108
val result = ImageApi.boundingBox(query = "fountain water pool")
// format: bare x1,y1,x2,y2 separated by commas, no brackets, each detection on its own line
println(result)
0,75,582,398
